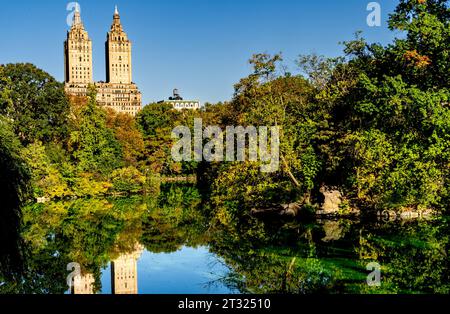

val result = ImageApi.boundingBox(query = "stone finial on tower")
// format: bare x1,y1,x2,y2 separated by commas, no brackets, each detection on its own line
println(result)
112,5,121,26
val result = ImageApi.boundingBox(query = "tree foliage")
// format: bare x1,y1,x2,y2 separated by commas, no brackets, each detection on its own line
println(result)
0,117,29,275
68,88,123,175
0,63,69,144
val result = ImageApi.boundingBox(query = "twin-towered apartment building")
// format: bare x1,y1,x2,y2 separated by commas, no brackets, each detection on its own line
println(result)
64,6,142,116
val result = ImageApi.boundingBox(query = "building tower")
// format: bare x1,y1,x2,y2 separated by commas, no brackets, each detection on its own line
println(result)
64,5,142,116
106,6,132,84
71,273,95,295
64,5,93,85
111,244,143,294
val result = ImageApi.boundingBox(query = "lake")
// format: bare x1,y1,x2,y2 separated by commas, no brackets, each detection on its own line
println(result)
1,185,449,294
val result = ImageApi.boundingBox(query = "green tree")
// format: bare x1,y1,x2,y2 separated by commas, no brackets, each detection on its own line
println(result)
21,142,72,199
111,166,146,194
0,116,30,276
68,87,123,175
137,103,201,175
0,63,70,144
323,0,450,210
211,53,322,218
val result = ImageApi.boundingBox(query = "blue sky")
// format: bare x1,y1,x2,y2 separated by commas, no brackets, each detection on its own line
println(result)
0,0,400,105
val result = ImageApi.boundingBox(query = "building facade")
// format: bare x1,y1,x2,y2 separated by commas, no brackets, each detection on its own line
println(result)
160,89,201,111
64,8,93,85
111,244,143,294
71,245,144,295
64,6,142,116
72,273,96,295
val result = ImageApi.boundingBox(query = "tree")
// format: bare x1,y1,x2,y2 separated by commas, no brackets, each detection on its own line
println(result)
21,142,72,199
111,166,146,194
210,0,450,216
324,0,450,210
212,53,321,215
0,63,70,144
0,116,30,276
105,109,145,167
137,103,199,175
68,87,123,175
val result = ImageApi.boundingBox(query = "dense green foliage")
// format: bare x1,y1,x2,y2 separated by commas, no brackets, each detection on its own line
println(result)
0,73,155,200
69,89,124,175
0,63,69,144
206,0,450,222
136,102,200,175
0,116,30,275
321,0,450,211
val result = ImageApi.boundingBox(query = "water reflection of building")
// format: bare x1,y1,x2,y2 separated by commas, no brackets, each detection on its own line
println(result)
71,244,144,295
111,245,144,294
72,273,95,295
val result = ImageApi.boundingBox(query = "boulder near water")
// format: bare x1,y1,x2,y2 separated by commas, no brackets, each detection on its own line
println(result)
316,186,343,215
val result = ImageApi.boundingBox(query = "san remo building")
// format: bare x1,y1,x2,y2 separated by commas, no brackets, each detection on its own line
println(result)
64,6,142,116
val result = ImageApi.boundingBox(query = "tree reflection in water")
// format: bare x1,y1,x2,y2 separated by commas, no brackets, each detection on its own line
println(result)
0,122,31,290
210,216,450,294
0,184,449,294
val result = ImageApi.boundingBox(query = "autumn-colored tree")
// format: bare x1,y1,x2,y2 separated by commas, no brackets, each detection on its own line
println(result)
105,108,145,167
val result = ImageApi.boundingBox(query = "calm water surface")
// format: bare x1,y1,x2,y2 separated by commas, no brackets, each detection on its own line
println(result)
99,246,238,294
1,186,449,294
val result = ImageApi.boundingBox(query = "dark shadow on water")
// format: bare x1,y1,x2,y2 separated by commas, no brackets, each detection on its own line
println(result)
0,142,30,281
